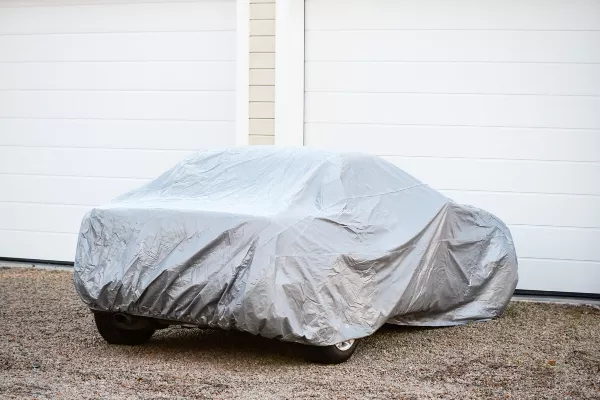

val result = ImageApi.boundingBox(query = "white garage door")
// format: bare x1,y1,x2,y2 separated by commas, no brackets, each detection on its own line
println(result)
304,0,600,294
0,0,237,262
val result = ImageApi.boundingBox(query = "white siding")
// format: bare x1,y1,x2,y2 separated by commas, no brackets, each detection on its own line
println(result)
304,0,600,293
0,0,237,262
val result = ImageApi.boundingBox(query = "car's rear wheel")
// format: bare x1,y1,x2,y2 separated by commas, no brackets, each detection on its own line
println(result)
304,339,359,364
93,312,155,345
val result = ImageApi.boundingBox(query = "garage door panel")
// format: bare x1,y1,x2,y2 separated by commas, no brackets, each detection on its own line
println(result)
305,0,600,293
383,157,600,196
0,0,208,7
306,31,600,63
0,31,236,62
305,62,600,96
510,226,600,262
305,92,600,129
517,259,600,293
0,120,235,149
305,124,600,162
0,91,235,121
0,203,89,234
441,190,600,229
0,230,78,261
306,0,600,31
0,61,236,91
0,147,192,179
0,175,147,206
0,1,236,262
0,2,235,34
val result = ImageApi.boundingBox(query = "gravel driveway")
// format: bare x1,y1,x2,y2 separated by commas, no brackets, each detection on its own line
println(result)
0,267,598,400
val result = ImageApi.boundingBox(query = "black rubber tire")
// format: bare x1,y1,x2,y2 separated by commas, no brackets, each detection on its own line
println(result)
304,340,360,364
93,312,155,345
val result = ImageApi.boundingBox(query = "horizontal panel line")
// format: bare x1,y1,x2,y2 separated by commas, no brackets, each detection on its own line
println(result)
0,201,120,207
306,28,600,32
0,1,234,9
0,228,76,236
508,224,600,231
305,90,600,98
0,145,200,152
0,117,235,122
0,201,93,207
442,189,600,198
304,60,600,65
379,154,600,165
305,121,600,131
0,30,235,36
0,89,236,93
519,257,600,265
0,116,233,123
0,60,235,64
0,173,149,181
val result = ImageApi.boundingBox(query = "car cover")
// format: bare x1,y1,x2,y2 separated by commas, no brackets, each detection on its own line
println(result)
74,147,518,346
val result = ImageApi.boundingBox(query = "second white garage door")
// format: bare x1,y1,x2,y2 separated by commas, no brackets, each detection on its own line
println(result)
0,0,238,262
303,0,600,293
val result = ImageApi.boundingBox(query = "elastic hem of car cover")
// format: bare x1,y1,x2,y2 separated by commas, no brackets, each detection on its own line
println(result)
0,257,74,267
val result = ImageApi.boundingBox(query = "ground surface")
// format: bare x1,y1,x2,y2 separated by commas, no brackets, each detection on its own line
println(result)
0,268,598,400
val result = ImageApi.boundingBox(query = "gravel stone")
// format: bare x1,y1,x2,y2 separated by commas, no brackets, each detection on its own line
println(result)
0,267,599,399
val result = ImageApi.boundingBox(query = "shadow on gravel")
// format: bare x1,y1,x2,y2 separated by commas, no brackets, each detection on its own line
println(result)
114,322,436,364
138,327,309,363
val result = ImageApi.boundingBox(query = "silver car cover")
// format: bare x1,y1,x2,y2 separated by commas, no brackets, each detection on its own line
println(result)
74,147,518,346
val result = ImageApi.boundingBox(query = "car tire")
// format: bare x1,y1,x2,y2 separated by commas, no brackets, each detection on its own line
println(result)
93,312,155,345
304,339,359,364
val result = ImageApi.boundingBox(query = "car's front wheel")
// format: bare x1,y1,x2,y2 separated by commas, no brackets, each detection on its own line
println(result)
93,312,155,345
304,339,360,364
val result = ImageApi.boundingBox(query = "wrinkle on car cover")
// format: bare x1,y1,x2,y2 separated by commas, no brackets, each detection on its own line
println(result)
74,147,518,346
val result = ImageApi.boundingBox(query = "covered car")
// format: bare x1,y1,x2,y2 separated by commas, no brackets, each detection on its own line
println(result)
74,147,518,363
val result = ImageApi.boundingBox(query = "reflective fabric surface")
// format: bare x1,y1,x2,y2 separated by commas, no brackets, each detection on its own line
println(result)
74,147,518,345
